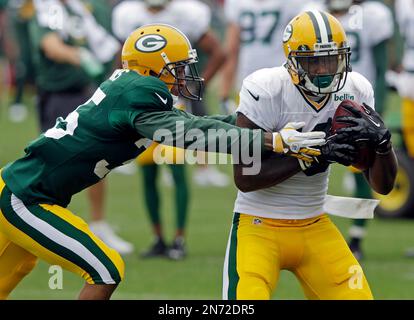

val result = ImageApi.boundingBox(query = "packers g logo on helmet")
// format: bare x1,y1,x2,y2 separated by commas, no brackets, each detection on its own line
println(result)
135,34,167,52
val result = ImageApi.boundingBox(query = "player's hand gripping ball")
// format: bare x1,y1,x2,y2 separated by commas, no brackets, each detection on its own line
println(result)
330,100,384,170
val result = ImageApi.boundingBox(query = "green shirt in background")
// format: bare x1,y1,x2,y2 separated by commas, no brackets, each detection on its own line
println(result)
29,2,93,92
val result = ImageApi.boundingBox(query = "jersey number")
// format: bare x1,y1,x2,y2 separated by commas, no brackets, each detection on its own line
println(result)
239,10,280,45
44,112,79,140
346,31,361,63
44,88,115,179
44,76,148,180
44,88,106,139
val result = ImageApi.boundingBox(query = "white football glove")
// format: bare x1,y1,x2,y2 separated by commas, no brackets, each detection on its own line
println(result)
273,122,326,161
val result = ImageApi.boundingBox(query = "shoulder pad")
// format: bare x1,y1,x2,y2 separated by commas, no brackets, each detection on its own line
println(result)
128,75,174,112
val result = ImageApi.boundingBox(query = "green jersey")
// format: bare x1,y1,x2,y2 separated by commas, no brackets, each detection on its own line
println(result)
2,70,264,207
28,1,91,92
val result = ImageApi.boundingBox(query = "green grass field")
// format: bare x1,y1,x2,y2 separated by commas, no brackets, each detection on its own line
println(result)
1,90,414,300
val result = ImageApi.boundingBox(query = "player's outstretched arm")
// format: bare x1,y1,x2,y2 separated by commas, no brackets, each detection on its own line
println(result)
233,113,310,193
134,108,325,159
135,108,268,155
172,109,237,126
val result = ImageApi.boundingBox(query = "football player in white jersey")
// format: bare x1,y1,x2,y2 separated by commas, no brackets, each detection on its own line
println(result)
222,10,397,300
393,0,414,257
113,0,224,89
394,0,414,152
325,0,394,260
112,0,229,260
325,0,394,115
219,0,305,114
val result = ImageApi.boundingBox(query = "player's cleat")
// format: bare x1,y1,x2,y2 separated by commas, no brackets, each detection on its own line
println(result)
167,237,187,260
140,237,168,258
89,220,134,255
193,166,229,187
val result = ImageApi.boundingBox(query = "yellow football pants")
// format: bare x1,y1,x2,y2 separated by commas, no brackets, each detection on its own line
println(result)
223,213,373,300
402,97,414,158
137,142,186,165
0,174,124,300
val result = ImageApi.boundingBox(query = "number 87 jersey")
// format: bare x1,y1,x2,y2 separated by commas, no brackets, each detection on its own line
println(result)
224,0,306,87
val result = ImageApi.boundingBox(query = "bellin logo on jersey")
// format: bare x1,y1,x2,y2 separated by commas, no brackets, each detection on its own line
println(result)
135,34,167,52
334,93,355,101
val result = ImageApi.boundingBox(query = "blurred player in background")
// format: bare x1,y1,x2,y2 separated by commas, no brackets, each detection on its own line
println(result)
0,23,325,299
392,0,414,257
0,0,19,112
219,0,305,114
114,0,229,189
0,0,10,103
112,0,227,259
325,0,394,260
6,0,34,123
223,10,397,300
29,0,134,255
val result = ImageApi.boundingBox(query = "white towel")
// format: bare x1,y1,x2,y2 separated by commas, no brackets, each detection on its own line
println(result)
323,195,379,219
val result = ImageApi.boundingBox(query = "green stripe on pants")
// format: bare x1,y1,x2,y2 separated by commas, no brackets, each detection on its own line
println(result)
0,187,120,284
28,204,121,284
227,212,240,300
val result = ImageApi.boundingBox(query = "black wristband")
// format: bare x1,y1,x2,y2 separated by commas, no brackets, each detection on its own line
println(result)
375,140,392,155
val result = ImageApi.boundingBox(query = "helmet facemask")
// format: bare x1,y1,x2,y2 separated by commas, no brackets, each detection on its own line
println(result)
157,49,204,101
287,43,351,95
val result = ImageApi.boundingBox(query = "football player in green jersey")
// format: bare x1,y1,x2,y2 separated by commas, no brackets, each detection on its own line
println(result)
30,0,134,255
0,24,326,299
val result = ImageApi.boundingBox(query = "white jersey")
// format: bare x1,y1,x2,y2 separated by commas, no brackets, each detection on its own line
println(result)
224,0,305,87
234,67,375,220
112,0,211,42
396,0,414,71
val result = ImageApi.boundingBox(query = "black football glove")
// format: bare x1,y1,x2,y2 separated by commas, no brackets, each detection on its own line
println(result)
298,119,357,176
299,135,357,176
335,103,392,154
318,135,357,166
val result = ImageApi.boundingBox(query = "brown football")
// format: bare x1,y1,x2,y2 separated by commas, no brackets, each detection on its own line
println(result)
330,100,375,171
